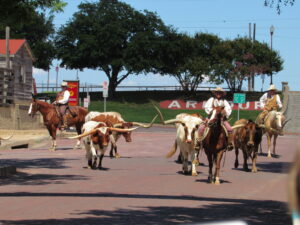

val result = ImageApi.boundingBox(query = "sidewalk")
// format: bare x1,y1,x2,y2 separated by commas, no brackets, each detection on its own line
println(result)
0,129,50,151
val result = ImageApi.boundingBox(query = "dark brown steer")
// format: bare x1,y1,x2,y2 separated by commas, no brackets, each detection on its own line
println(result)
233,119,263,172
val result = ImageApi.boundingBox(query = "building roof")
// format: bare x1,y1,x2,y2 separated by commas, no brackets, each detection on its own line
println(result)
0,39,35,60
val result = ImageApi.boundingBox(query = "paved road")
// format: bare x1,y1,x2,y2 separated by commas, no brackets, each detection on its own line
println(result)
0,127,298,225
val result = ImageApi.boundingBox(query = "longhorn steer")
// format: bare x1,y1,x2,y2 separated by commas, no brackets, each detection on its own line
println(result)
155,108,204,176
233,119,263,172
69,121,137,169
86,111,157,158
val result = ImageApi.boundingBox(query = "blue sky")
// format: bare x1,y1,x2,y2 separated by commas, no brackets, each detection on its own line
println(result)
33,0,300,91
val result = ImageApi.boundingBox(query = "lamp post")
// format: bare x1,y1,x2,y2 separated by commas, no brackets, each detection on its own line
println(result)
270,25,275,85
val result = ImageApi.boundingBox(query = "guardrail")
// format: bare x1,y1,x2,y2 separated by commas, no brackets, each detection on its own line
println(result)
36,84,230,93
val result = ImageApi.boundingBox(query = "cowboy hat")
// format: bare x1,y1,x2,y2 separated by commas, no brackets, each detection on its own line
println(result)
212,87,226,95
268,84,277,91
61,81,68,87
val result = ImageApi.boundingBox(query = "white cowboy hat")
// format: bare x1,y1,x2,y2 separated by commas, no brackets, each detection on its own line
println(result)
61,81,68,87
212,87,226,94
268,84,277,91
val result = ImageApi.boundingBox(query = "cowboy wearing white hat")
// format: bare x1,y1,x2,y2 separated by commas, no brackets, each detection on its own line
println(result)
53,81,71,130
197,87,234,150
257,84,282,124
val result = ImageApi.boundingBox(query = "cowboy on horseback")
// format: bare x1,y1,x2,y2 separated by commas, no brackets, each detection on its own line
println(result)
257,84,282,125
197,87,234,150
53,81,70,130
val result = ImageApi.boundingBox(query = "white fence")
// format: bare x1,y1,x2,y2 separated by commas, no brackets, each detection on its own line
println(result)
36,83,229,93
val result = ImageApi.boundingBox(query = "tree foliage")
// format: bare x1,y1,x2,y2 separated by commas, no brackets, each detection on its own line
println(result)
0,0,65,69
212,38,283,92
155,32,221,92
55,0,169,97
264,0,295,13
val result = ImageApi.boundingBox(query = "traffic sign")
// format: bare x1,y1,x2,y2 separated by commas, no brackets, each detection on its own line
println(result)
233,93,246,104
103,81,108,98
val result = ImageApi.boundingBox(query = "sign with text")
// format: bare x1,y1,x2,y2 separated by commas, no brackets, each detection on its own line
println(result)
65,80,79,106
103,81,108,98
159,100,262,111
233,93,246,104
83,97,90,108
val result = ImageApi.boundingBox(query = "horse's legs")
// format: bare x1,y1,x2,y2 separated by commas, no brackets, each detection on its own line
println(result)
206,151,213,183
234,146,239,168
266,133,272,158
214,151,223,185
272,134,278,157
48,125,57,151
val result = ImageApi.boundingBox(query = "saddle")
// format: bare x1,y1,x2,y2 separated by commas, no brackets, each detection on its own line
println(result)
67,106,78,118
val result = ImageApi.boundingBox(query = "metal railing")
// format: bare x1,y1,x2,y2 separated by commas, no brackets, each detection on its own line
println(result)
35,83,230,93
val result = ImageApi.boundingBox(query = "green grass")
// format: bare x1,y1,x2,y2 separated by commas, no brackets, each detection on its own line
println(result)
89,101,260,124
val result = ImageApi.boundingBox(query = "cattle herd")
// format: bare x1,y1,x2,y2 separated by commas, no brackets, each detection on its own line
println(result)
70,107,287,185
24,98,288,185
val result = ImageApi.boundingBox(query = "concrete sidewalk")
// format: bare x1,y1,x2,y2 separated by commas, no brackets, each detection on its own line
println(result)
0,130,50,151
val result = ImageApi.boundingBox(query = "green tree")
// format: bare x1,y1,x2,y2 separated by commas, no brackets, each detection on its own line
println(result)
55,0,168,98
212,38,283,92
155,32,221,92
0,0,66,70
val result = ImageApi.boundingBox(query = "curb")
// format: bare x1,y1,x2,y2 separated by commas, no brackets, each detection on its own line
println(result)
0,136,49,151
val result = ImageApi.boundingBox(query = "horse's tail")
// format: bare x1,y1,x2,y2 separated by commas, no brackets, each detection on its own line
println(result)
166,140,177,158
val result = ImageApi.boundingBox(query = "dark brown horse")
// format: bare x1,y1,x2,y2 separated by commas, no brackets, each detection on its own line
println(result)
28,97,88,150
202,106,229,185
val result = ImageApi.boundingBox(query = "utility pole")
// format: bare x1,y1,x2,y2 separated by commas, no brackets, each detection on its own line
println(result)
252,23,256,91
47,69,50,91
55,65,59,92
248,23,252,92
270,25,275,85
2,27,10,104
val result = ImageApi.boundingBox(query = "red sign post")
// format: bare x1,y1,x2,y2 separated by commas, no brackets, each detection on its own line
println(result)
65,80,79,106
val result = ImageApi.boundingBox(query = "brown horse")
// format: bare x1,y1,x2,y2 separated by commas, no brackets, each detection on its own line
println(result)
28,97,88,150
201,106,229,185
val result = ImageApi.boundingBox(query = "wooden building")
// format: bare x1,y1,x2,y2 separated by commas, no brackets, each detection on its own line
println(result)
0,39,35,104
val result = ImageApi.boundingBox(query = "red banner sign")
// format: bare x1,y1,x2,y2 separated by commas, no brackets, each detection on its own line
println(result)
66,80,79,106
160,100,262,111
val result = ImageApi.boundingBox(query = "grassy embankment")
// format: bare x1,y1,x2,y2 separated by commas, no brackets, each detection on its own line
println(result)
89,101,260,124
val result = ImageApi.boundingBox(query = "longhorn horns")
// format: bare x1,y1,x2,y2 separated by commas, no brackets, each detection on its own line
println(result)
153,105,183,125
68,126,139,139
113,115,158,128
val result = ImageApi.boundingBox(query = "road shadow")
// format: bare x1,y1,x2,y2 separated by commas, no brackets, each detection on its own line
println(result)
0,172,88,186
257,161,291,174
0,157,77,170
195,179,232,184
0,192,291,225
258,152,281,158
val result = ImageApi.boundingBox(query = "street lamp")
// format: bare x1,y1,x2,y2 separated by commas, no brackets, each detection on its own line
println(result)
270,25,275,85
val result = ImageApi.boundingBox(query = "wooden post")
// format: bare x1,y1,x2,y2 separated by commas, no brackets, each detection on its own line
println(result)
2,27,10,104
5,27,10,69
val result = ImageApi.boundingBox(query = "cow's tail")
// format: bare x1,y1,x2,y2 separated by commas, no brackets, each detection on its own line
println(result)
166,140,177,158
